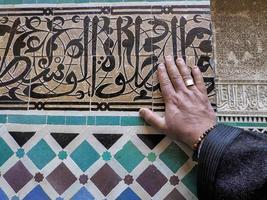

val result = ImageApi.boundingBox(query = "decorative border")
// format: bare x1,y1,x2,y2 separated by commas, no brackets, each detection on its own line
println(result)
0,4,210,16
1,114,266,130
216,81,267,115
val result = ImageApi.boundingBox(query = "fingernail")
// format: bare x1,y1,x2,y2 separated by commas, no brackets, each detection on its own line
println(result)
192,66,198,69
139,109,145,116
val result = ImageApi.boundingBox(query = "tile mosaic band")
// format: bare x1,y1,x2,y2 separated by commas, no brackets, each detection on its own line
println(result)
0,114,266,129
0,123,197,199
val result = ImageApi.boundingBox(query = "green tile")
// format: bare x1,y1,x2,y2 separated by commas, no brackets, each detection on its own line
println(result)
76,0,88,2
96,116,120,126
121,116,144,126
220,122,267,128
27,139,56,169
70,141,100,172
66,116,86,125
182,166,198,196
0,138,13,167
23,0,36,3
0,115,7,123
159,142,189,173
58,0,75,3
37,0,56,3
47,116,65,125
4,0,23,4
8,115,46,124
87,116,95,125
114,141,144,172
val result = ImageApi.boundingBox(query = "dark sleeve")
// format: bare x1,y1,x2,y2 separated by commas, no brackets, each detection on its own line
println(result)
197,124,267,200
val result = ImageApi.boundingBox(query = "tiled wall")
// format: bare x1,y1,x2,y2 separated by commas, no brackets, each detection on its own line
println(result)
0,1,211,199
0,122,197,199
0,0,266,199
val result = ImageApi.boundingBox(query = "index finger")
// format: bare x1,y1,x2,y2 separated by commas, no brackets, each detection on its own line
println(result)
157,63,175,102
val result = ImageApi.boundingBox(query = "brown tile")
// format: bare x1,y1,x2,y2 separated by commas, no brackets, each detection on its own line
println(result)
136,164,167,197
90,163,121,196
164,188,186,200
46,162,77,195
3,161,33,193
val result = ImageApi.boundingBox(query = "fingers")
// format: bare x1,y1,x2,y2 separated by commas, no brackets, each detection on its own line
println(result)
139,108,165,131
165,55,187,91
175,58,197,90
157,63,175,102
191,66,207,94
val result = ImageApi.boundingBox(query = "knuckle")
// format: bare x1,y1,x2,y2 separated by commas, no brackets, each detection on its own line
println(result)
171,74,182,81
160,79,170,87
164,93,179,104
182,75,192,80
183,89,194,97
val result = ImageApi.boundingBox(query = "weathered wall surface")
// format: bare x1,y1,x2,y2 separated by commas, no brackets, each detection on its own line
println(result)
213,0,267,118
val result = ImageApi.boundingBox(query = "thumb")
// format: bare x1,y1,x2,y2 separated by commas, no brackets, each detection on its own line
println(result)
139,108,165,131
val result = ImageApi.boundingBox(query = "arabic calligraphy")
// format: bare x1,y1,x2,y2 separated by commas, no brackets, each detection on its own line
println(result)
0,6,213,111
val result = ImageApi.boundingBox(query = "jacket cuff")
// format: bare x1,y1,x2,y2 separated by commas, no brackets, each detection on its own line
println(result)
197,124,242,199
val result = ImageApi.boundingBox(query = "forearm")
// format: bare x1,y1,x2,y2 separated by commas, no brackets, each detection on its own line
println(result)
197,124,267,200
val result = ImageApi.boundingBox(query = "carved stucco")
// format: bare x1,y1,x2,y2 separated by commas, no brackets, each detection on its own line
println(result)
212,0,267,117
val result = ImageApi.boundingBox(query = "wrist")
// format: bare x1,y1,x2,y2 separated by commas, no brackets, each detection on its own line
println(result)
192,124,217,150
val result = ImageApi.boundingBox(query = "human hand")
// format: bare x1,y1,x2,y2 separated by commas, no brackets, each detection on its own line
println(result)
139,56,216,148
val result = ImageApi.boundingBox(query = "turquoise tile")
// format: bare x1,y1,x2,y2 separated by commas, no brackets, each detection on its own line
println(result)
114,141,144,173
4,0,23,4
66,116,86,125
0,138,14,167
159,142,189,173
59,0,75,3
47,116,65,125
70,141,100,172
27,139,56,170
23,0,36,3
76,0,88,3
221,122,267,128
8,115,46,125
0,115,7,123
121,116,144,126
87,116,95,125
96,116,120,126
37,0,56,3
182,166,198,196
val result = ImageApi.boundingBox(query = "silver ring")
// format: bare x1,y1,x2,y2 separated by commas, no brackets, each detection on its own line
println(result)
184,78,194,87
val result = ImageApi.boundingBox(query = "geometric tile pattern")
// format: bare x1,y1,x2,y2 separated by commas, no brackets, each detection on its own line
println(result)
0,123,197,199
